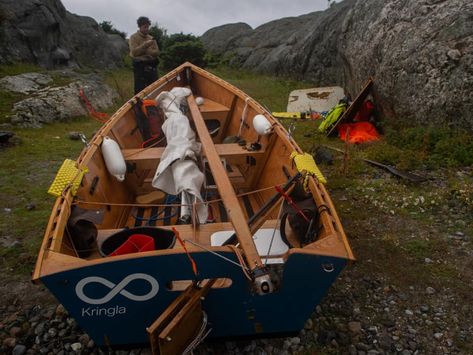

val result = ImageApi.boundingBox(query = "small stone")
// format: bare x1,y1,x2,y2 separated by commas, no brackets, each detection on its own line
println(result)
3,337,17,348
447,49,462,61
426,287,436,295
420,305,429,313
405,309,414,316
68,132,82,140
357,342,370,351
55,304,67,317
304,318,314,330
348,321,362,334
25,203,36,211
71,342,82,351
434,332,443,340
13,344,27,355
9,326,23,337
87,339,95,348
79,333,90,345
424,258,433,264
34,323,46,336
47,327,57,337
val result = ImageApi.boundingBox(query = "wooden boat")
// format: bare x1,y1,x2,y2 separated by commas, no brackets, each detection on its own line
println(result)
33,63,354,353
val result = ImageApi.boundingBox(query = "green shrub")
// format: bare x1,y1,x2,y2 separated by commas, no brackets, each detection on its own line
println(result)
99,21,126,39
385,126,473,168
160,38,207,71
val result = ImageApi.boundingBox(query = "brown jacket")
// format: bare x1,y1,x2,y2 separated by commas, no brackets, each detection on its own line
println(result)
129,31,160,62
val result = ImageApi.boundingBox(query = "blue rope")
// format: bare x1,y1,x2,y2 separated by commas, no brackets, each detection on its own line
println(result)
132,195,179,223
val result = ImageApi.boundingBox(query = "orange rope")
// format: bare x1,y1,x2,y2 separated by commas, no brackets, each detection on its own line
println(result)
173,227,198,277
79,89,109,123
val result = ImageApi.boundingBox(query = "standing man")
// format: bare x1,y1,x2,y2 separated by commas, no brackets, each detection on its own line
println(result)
129,16,160,94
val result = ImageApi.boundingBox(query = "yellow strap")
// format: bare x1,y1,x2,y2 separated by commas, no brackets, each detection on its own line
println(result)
290,151,327,184
48,159,88,197
272,112,303,119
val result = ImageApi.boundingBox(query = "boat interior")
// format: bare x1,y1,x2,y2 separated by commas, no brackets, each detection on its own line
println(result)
35,63,353,277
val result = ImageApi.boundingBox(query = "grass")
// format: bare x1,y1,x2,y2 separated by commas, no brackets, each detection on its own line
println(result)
0,62,43,77
210,67,314,112
0,118,101,277
0,90,26,124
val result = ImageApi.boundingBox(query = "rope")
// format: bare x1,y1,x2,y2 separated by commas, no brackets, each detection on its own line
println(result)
227,245,253,281
182,311,211,355
79,88,109,123
173,227,198,277
184,240,252,281
72,184,283,208
264,200,285,265
237,98,250,137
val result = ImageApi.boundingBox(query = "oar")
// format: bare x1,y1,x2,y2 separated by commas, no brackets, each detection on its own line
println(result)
322,145,427,183
222,173,301,246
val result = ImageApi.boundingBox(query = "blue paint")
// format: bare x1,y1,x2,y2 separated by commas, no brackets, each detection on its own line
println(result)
42,251,346,347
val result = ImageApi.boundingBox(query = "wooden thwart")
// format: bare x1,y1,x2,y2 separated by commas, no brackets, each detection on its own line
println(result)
147,280,215,355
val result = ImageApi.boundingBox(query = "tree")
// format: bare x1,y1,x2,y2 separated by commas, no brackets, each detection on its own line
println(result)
99,21,126,39
158,32,207,70
148,24,167,50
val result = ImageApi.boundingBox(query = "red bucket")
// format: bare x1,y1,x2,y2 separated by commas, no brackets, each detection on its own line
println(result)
110,234,155,256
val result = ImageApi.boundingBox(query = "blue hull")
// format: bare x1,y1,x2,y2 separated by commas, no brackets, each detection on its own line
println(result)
42,251,346,347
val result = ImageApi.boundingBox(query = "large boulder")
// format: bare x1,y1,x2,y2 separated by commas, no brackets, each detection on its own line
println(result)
201,23,253,57
0,0,128,69
201,0,473,130
3,71,117,127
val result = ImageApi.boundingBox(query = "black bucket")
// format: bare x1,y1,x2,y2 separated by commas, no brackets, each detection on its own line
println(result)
100,227,176,257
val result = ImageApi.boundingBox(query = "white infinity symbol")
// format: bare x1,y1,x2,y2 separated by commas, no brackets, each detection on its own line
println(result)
75,273,159,305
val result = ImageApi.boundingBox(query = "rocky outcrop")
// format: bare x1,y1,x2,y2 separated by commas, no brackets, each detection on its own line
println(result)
201,0,473,130
1,71,117,127
0,0,128,69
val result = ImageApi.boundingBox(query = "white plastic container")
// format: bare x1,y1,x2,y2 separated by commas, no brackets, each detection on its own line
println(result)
101,136,126,182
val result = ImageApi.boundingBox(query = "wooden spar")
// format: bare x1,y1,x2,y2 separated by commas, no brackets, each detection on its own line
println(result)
186,94,263,271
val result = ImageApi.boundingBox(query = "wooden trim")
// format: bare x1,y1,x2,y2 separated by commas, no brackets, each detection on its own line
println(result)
187,94,263,271
122,143,265,170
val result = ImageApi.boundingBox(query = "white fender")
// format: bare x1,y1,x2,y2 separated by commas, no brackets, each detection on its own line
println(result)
101,136,126,182
253,114,272,136
195,97,205,106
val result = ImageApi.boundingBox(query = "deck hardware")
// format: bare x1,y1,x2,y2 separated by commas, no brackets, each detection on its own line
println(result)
322,263,335,273
78,133,89,147
287,122,295,139
254,272,274,295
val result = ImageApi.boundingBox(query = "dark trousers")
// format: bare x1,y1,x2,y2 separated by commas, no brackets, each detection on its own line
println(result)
133,60,158,94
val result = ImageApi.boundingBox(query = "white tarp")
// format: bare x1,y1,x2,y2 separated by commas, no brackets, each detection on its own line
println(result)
287,86,344,113
152,87,208,223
